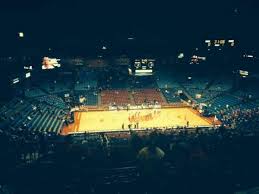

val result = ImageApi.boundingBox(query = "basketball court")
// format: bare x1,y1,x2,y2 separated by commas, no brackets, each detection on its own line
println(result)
62,107,214,134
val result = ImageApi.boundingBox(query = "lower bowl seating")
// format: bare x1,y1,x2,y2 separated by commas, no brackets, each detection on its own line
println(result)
132,89,167,105
101,90,131,106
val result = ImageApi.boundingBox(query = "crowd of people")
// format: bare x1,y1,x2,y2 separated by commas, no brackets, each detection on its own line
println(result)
1,108,259,194
218,107,259,131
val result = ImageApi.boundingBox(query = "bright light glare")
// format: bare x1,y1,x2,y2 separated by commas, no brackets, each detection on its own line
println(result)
178,53,184,59
18,32,24,38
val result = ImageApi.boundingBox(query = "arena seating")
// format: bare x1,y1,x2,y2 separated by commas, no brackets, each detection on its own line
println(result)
75,80,98,91
222,102,257,116
172,75,233,104
132,89,166,105
24,87,47,98
106,134,130,148
0,98,29,120
108,77,128,89
160,88,182,103
36,95,68,109
101,90,131,106
181,77,209,90
185,88,222,103
155,72,181,89
206,94,241,114
130,76,158,88
96,166,138,186
41,81,72,94
74,70,98,96
4,124,259,194
70,133,103,147
176,76,220,103
84,91,98,106
184,88,203,101
233,89,259,100
208,78,232,92
97,68,129,89
0,98,67,134
30,105,66,133
200,90,223,102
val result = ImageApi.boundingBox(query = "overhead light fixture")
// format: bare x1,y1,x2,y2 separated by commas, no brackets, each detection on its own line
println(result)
18,32,24,38
178,53,184,59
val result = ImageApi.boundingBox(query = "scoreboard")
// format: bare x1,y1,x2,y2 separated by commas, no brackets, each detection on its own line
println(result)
133,58,155,76
205,39,235,47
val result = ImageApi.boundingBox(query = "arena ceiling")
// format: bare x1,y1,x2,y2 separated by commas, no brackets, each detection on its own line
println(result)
0,0,258,55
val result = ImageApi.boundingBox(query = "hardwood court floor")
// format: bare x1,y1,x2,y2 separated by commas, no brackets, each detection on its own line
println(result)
62,108,212,134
